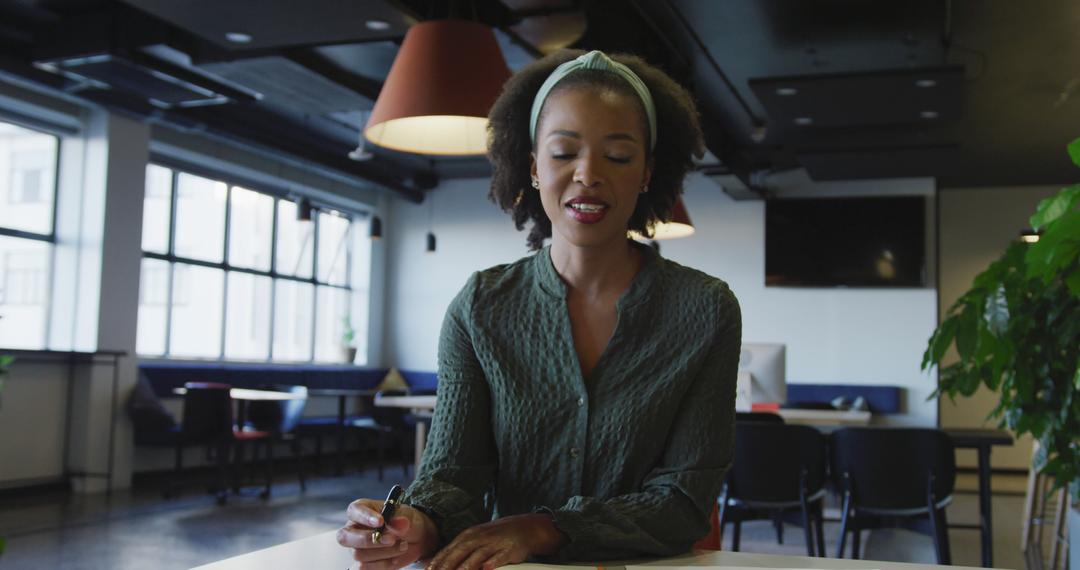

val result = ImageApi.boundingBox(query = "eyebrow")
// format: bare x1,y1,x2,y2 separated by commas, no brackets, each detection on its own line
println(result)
547,129,640,143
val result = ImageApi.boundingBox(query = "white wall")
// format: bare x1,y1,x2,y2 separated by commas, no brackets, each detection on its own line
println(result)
383,178,531,368
384,173,940,426
938,185,1062,470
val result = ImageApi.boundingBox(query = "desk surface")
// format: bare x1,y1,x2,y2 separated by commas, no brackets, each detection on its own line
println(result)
191,529,993,570
375,394,437,409
171,387,305,401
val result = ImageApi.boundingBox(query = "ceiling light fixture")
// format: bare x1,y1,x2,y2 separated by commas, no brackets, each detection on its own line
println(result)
794,117,813,126
364,20,511,156
369,216,383,240
365,20,391,31
1019,228,1041,243
920,110,939,119
225,32,253,44
776,87,798,96
915,79,937,88
296,197,314,222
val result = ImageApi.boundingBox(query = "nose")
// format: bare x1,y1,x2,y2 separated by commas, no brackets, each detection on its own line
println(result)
572,152,604,188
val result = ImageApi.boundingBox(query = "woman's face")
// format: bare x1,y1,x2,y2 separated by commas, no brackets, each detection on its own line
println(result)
531,86,653,249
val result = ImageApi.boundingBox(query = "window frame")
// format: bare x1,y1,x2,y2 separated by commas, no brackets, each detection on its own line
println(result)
0,118,62,349
140,162,359,363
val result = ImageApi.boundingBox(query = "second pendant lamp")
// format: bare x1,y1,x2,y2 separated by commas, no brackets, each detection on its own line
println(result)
364,19,512,156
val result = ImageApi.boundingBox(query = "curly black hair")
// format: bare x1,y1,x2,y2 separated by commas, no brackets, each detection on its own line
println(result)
487,49,705,251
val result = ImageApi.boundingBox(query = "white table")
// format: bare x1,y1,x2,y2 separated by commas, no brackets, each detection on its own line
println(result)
191,528,993,570
371,396,873,468
373,394,437,467
172,387,307,401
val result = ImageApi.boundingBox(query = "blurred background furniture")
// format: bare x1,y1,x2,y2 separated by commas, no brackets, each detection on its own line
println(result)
831,427,956,564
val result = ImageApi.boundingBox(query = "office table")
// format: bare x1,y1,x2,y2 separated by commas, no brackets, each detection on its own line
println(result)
942,428,1014,568
307,388,378,476
172,386,306,433
373,394,436,468
191,528,996,570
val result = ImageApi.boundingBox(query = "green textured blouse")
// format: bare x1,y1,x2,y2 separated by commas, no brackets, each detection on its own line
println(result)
401,242,741,562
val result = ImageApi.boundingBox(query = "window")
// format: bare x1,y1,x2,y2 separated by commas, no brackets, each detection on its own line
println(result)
136,163,368,363
0,121,58,350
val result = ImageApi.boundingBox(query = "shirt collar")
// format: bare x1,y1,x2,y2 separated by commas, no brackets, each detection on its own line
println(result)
534,240,661,309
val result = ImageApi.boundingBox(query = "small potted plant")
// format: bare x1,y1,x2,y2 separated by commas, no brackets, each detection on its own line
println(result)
341,316,358,364
922,138,1080,567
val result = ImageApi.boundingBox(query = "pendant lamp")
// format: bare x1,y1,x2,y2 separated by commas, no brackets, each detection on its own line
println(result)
364,20,512,156
631,198,695,241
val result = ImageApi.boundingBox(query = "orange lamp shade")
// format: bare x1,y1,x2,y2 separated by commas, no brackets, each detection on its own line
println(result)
364,20,512,156
631,197,695,241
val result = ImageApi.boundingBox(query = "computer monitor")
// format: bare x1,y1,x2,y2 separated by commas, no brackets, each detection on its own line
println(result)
738,343,786,404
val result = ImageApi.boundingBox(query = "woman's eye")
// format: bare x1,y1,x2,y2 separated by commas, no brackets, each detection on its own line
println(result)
551,153,575,160
608,156,631,164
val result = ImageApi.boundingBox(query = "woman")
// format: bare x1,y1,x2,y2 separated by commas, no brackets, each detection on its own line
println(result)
338,49,741,570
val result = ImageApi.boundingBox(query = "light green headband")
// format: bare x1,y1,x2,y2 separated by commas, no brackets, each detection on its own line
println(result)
529,50,657,150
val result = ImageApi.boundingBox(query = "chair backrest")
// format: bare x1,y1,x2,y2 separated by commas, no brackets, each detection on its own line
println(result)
180,383,234,442
830,427,956,512
729,422,827,505
248,385,308,434
736,411,785,424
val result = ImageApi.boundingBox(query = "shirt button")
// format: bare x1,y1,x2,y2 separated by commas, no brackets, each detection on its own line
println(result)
569,447,579,458
577,397,585,407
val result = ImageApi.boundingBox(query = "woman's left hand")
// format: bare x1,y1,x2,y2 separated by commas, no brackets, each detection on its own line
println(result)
426,513,565,570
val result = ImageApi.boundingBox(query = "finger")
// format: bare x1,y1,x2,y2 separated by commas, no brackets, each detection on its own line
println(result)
458,545,500,570
337,526,398,549
352,542,411,563
428,538,478,570
358,558,404,570
480,549,514,570
384,515,412,539
347,500,384,527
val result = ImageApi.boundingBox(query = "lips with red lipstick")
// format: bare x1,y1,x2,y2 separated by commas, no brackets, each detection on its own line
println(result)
564,196,610,224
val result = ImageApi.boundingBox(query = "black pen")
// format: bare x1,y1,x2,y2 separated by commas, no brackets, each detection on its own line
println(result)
371,484,405,544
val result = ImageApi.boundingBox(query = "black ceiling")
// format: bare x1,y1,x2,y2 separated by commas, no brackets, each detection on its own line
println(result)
1,0,1078,202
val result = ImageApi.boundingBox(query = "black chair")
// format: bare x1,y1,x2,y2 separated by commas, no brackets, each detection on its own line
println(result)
174,382,241,504
350,390,413,481
719,422,828,556
246,385,309,496
830,427,955,564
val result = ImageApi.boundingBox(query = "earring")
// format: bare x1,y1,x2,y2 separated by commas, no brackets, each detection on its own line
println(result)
531,177,540,189
640,184,649,194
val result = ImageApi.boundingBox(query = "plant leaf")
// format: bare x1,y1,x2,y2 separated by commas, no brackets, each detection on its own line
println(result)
956,306,977,361
1069,137,1080,168
983,285,1009,337
1029,184,1080,230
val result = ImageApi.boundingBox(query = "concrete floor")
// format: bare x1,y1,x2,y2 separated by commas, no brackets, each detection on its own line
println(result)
0,465,1027,570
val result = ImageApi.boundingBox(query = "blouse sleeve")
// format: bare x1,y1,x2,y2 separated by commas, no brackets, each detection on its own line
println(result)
401,273,497,548
539,284,742,561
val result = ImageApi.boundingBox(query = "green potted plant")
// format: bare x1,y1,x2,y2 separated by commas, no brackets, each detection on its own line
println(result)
341,316,358,364
922,138,1080,566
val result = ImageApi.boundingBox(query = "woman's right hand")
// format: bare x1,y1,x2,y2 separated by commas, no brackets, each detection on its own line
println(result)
338,499,439,570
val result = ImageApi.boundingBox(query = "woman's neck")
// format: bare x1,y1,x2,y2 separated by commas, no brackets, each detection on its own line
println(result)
549,236,642,298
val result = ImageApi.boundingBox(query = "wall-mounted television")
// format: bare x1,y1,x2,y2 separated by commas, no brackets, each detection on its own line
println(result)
765,196,927,287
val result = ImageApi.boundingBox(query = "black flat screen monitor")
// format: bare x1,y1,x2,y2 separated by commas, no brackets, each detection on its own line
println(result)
765,196,926,287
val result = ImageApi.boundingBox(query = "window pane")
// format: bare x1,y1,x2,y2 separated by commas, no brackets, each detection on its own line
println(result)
170,263,224,358
228,186,273,271
272,279,313,361
314,286,351,363
0,122,57,235
174,173,226,262
0,236,50,349
136,258,170,356
225,272,271,360
142,165,172,254
317,211,349,285
276,200,313,278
